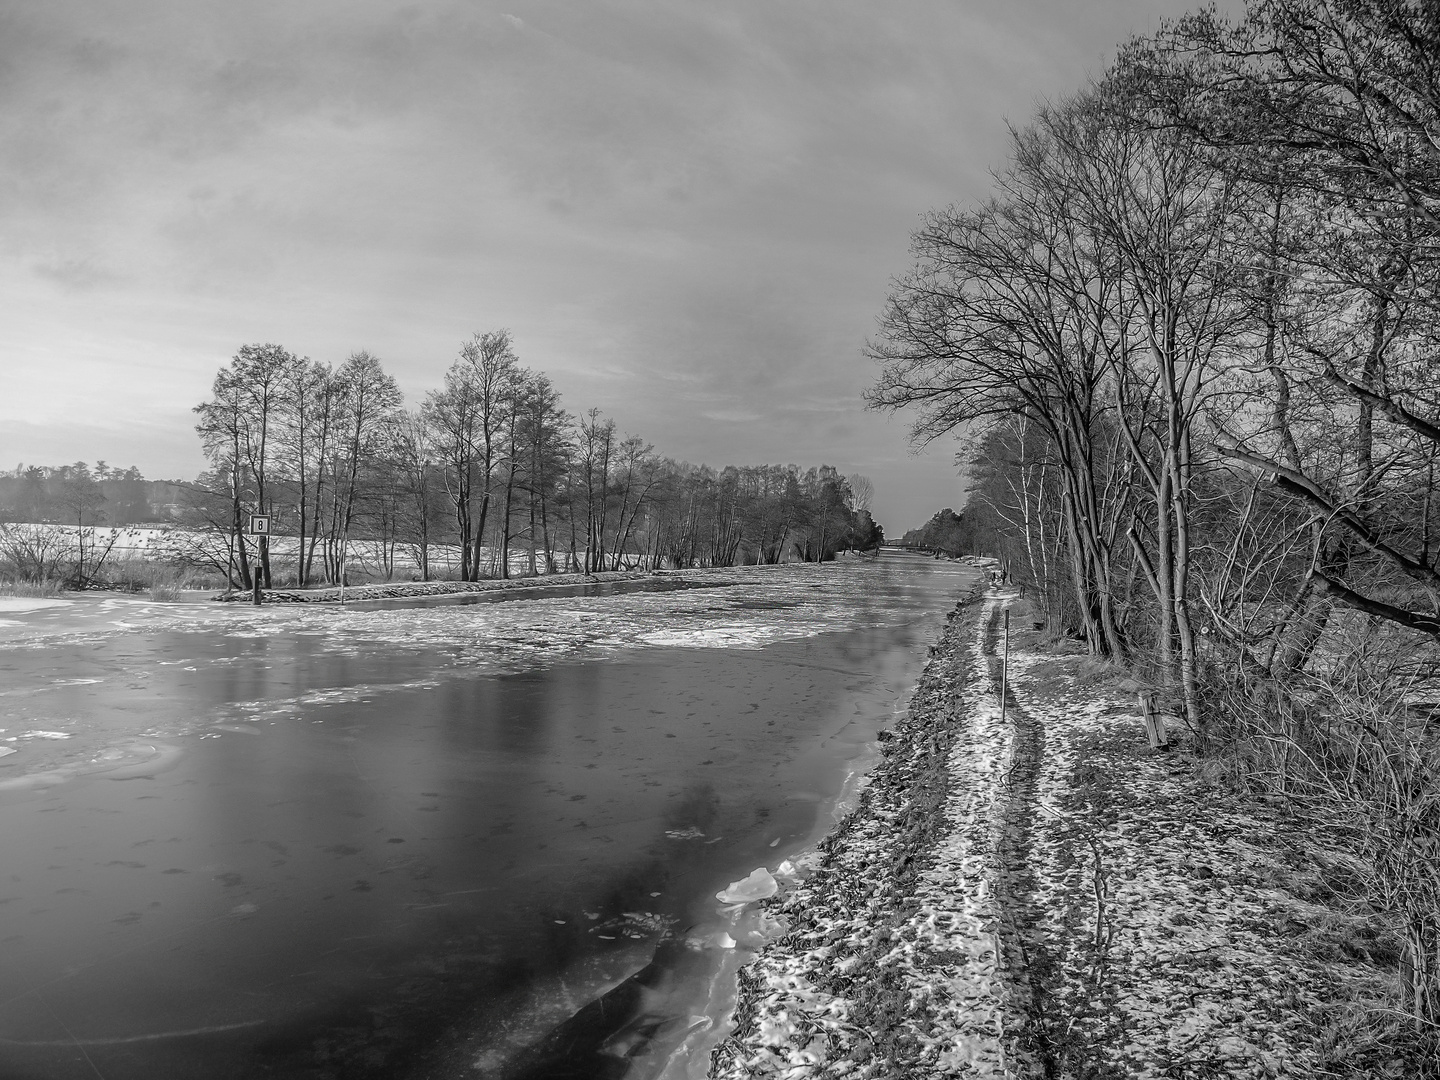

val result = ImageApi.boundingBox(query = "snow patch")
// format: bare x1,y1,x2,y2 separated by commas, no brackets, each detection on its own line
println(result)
0,598,68,613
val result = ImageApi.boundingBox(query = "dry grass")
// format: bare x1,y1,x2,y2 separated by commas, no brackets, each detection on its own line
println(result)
1019,655,1135,701
88,558,225,599
1196,649,1440,1055
0,577,65,597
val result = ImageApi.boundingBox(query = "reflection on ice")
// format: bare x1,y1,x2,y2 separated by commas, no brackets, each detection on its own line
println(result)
0,739,182,790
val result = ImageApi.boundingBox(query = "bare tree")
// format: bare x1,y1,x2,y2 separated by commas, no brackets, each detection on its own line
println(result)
845,473,875,515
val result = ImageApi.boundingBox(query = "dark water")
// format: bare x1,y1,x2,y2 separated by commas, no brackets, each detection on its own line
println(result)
0,554,976,1079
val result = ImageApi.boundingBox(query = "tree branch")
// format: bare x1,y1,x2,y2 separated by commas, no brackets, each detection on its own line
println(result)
1322,362,1440,447
1214,431,1440,587
1308,571,1440,638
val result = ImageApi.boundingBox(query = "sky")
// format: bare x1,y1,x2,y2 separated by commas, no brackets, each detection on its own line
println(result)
0,0,1220,534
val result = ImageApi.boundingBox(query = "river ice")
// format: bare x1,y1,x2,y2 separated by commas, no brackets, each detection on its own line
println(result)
0,555,974,1080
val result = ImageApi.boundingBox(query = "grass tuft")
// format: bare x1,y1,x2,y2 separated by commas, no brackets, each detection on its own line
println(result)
0,578,65,597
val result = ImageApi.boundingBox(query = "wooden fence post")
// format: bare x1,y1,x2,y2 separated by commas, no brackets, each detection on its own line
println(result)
1138,690,1169,750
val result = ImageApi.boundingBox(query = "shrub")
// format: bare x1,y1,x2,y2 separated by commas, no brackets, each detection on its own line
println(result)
1202,640,1440,1031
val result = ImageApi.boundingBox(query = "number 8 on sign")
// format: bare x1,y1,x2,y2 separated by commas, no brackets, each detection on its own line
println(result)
248,515,271,536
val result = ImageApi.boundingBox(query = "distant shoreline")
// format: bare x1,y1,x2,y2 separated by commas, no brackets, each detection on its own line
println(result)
209,559,878,604
214,567,654,603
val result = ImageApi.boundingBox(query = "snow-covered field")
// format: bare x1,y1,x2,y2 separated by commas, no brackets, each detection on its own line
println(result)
0,522,464,575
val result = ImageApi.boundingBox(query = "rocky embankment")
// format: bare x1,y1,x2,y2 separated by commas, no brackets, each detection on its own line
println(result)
707,590,1402,1079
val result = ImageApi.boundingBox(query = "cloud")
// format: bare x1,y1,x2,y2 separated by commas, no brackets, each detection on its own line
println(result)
32,257,121,291
0,0,1227,530
700,409,763,424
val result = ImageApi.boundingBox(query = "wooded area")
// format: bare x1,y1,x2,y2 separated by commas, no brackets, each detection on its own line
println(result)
0,463,179,527
185,334,882,591
868,0,1440,1039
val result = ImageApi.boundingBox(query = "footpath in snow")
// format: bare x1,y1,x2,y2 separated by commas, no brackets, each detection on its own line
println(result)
707,590,1398,1079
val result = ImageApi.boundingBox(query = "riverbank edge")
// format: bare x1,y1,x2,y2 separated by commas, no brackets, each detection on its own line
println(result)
705,585,1023,1077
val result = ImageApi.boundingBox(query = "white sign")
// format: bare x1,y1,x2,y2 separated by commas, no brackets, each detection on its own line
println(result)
248,514,271,536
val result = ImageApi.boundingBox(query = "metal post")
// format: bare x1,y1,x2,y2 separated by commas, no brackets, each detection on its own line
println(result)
252,568,262,606
1000,608,1010,724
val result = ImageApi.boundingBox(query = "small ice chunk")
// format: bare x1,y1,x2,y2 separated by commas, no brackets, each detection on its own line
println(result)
715,867,777,904
0,747,15,758
714,932,736,949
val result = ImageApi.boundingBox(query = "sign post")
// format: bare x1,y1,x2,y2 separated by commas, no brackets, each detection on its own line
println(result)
247,515,270,606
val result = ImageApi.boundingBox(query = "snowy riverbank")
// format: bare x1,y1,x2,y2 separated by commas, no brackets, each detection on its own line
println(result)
705,590,1406,1079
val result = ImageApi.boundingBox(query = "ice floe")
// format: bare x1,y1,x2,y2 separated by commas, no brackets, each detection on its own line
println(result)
716,868,778,905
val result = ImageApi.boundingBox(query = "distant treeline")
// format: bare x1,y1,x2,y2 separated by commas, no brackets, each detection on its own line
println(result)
0,463,184,526
895,509,968,557
192,337,883,589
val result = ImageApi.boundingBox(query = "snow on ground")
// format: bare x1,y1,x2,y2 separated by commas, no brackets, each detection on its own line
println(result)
1006,627,1396,1078
705,589,1400,1079
0,598,68,613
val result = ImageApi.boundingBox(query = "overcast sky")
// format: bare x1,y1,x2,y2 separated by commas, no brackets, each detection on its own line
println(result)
0,0,1217,533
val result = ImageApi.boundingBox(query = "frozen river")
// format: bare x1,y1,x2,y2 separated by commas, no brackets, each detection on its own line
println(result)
0,553,977,1079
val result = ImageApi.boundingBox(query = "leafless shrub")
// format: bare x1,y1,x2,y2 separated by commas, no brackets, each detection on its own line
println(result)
143,563,193,602
1202,632,1440,1030
0,522,74,584
94,557,211,600
1288,683,1440,1027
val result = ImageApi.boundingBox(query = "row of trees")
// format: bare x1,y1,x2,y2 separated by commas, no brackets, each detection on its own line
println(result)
870,0,1440,1036
897,508,969,557
0,463,165,528
191,335,882,589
